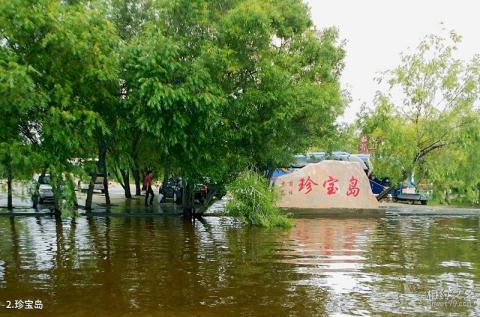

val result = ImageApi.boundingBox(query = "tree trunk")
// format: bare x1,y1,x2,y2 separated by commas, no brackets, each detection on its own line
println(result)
130,136,142,196
51,174,62,216
85,171,96,211
86,137,111,209
98,143,111,206
7,175,13,210
5,157,13,210
53,195,61,216
182,180,194,217
121,169,132,198
115,167,126,190
477,183,480,206
103,172,110,206
133,167,141,196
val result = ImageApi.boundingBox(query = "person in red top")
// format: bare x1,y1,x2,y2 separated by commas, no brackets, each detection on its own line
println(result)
144,171,154,206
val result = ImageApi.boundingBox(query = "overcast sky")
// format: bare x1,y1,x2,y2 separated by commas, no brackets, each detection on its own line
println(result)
305,0,480,123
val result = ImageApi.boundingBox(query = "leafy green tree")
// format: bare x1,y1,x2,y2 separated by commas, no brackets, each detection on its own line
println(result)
214,2,346,175
1,0,119,213
422,113,480,204
2,0,347,214
0,34,46,209
108,0,165,199
122,0,346,215
110,0,157,41
124,21,225,213
359,32,480,203
311,122,359,154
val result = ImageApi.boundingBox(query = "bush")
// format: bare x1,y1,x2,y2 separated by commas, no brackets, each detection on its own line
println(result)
225,170,292,229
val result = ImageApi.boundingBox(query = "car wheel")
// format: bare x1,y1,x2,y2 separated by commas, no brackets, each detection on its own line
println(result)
39,198,44,204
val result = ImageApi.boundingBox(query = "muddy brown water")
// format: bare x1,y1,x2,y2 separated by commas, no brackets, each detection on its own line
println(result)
0,214,479,316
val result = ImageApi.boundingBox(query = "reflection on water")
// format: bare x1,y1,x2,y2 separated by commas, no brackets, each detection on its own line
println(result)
0,215,479,316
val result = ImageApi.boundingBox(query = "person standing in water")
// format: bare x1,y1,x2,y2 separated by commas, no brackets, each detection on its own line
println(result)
144,171,154,206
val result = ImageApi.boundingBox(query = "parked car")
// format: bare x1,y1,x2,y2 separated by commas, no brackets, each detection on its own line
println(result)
390,184,428,205
291,152,373,176
30,174,55,204
159,178,183,204
351,153,374,176
159,178,209,204
79,173,106,193
194,183,208,203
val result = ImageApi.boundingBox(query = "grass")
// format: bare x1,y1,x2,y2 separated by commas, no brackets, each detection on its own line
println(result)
225,170,292,229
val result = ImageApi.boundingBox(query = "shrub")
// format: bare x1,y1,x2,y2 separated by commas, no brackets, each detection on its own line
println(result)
226,170,292,229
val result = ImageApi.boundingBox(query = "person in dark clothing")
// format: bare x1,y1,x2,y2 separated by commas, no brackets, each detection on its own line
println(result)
144,171,154,206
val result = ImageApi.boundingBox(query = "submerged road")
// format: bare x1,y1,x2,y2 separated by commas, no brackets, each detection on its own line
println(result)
1,183,480,217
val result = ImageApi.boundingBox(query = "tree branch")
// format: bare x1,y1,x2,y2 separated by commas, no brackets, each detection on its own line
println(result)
413,142,448,164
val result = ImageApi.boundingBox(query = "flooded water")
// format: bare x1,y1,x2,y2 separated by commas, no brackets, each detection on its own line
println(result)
0,214,479,316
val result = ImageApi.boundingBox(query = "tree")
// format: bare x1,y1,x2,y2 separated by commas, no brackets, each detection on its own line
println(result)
312,122,359,154
422,113,480,204
108,0,162,199
0,36,45,209
110,0,157,41
2,0,347,213
359,32,480,203
122,0,346,215
1,0,120,213
123,17,225,214
214,2,346,175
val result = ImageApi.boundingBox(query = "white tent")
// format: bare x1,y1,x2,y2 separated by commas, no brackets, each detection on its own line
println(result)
275,160,378,209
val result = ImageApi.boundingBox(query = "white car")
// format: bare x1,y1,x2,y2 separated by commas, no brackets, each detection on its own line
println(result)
33,175,55,204
31,174,69,204
79,174,105,193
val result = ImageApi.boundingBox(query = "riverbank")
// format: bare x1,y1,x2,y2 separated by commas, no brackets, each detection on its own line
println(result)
2,201,480,218
2,182,480,217
381,201,480,216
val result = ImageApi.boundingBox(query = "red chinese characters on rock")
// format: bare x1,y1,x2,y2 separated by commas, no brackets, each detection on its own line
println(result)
284,175,361,198
346,176,360,197
298,176,318,194
322,176,339,195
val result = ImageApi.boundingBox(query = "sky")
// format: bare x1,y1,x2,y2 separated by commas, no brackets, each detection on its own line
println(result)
305,0,480,123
